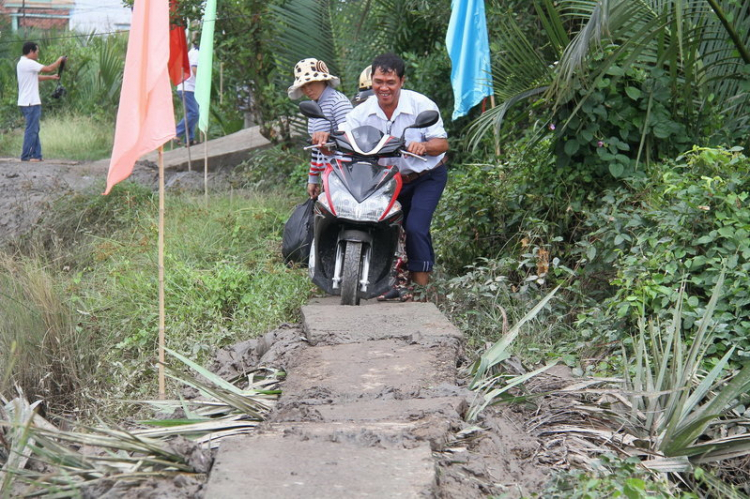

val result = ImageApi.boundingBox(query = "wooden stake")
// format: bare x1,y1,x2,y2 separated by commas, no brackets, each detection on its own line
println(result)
158,146,166,399
203,130,208,200
490,94,500,157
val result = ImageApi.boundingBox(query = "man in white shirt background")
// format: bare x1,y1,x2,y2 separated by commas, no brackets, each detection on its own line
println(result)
16,41,66,162
175,43,199,146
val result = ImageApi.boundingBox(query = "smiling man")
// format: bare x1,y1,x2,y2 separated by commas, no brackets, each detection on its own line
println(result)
345,53,449,295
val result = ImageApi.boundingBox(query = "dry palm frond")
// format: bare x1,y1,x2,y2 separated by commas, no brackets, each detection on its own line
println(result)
0,349,279,496
527,273,750,498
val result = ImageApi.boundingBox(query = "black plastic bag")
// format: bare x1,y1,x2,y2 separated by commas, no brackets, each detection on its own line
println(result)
282,198,315,265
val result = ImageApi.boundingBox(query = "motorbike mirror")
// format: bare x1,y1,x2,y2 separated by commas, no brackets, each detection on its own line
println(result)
299,101,329,121
400,110,439,138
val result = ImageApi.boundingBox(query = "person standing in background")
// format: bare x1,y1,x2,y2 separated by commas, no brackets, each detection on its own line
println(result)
17,41,66,162
175,42,199,146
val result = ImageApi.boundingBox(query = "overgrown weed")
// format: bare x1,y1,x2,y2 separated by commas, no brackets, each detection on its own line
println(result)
2,183,311,416
0,254,98,414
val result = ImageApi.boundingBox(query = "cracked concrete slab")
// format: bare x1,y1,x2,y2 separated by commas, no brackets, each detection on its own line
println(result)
280,340,458,401
204,434,436,499
301,299,464,346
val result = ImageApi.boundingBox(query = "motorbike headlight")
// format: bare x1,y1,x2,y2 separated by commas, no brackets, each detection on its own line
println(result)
328,174,400,222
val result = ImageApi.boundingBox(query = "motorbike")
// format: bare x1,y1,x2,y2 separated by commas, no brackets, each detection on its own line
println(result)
299,101,439,305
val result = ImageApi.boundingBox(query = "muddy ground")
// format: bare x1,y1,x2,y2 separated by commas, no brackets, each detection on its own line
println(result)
1,157,575,497
0,157,234,245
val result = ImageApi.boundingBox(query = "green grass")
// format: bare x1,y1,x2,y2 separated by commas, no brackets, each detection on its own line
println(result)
2,181,312,414
0,113,113,161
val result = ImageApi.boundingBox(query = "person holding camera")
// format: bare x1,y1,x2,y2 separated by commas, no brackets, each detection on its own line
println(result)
16,41,66,162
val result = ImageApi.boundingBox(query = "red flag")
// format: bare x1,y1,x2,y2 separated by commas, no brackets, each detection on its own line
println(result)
104,0,176,195
167,0,190,86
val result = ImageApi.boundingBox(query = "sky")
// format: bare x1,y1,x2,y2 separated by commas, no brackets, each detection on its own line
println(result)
70,0,132,33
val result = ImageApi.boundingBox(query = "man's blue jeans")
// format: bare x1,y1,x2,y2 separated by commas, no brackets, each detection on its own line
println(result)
175,91,199,143
20,105,42,161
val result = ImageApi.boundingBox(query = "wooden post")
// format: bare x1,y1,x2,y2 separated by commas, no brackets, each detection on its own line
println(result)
203,130,208,200
158,146,166,399
490,94,500,157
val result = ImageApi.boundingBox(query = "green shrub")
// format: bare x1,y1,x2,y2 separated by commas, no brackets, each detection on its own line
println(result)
576,146,750,361
232,143,309,193
534,454,692,499
553,64,693,180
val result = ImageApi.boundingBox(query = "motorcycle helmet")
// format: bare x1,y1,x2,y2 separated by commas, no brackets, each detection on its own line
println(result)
358,65,372,91
352,65,374,106
51,57,67,99
51,83,66,99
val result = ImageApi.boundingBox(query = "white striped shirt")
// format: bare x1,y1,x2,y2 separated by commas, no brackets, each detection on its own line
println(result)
308,85,352,183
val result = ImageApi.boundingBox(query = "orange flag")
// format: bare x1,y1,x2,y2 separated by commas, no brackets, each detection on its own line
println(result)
167,0,190,86
104,0,176,195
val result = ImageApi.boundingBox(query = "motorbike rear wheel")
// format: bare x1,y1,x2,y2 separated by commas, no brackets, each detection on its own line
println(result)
340,241,362,305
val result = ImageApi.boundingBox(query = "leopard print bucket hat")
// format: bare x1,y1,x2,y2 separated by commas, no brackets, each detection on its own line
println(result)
287,58,341,100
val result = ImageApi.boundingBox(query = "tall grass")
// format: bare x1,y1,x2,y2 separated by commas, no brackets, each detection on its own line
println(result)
3,181,311,413
0,114,113,161
0,254,98,412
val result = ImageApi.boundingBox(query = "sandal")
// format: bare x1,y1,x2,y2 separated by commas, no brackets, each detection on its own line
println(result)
377,287,404,302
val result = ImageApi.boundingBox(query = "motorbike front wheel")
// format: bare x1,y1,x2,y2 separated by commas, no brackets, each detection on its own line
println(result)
340,241,362,305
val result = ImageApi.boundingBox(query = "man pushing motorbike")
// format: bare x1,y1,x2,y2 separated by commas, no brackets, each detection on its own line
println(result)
345,53,449,298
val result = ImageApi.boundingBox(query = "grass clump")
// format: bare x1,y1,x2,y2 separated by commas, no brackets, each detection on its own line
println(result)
0,254,98,413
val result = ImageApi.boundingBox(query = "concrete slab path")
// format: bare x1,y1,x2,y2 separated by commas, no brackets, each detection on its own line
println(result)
204,298,468,498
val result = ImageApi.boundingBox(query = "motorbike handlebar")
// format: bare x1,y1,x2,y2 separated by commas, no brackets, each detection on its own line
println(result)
400,150,428,161
303,142,336,151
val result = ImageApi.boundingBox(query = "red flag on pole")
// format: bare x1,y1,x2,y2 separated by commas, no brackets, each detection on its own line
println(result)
167,0,190,86
104,0,176,195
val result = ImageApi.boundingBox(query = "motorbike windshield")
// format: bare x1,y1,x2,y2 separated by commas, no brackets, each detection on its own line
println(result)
333,161,398,204
350,126,384,152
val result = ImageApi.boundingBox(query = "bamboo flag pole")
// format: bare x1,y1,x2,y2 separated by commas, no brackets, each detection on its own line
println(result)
203,130,208,200
158,145,166,399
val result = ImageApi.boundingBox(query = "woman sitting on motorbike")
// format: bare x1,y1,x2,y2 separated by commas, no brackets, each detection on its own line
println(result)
287,58,352,199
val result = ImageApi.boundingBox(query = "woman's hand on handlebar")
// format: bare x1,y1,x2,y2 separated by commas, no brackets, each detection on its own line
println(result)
311,131,334,155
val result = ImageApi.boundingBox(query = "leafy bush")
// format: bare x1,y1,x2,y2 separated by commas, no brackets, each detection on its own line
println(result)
232,143,309,193
577,147,750,360
553,63,692,179
535,454,690,499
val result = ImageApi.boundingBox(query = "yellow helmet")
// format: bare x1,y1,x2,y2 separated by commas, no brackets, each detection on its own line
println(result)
358,65,372,91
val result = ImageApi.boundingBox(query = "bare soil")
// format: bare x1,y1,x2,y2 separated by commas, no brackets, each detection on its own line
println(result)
0,157,233,246
1,157,571,497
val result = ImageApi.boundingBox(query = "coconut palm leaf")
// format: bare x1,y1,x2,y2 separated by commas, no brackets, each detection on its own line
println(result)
549,0,750,135
469,286,559,388
271,0,338,77
0,350,278,495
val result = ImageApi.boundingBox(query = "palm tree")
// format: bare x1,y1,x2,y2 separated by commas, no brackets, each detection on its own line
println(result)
471,0,750,161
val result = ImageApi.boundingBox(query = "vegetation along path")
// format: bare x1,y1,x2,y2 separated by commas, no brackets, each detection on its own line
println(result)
205,297,547,498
